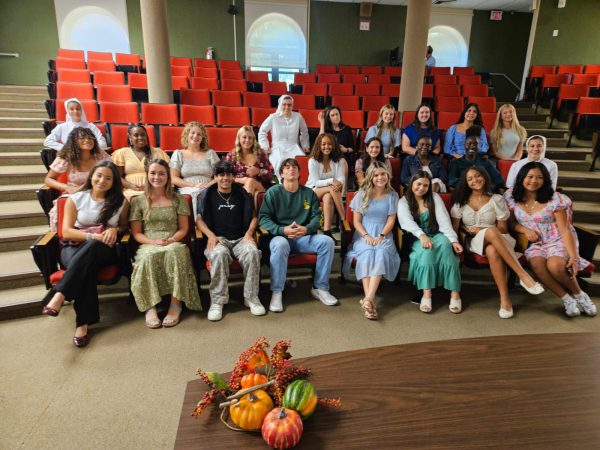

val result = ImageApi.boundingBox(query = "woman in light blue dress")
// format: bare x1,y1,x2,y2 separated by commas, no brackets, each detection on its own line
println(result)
343,161,400,320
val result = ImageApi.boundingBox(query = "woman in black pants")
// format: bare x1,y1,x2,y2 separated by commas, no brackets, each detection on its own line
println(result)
42,161,129,347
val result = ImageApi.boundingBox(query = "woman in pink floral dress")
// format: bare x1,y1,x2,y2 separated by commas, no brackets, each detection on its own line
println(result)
504,161,596,318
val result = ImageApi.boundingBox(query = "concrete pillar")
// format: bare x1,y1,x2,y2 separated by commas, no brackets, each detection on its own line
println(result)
398,0,431,116
140,0,173,103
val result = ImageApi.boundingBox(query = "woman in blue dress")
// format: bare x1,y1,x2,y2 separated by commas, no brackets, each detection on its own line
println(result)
401,103,441,155
343,161,400,320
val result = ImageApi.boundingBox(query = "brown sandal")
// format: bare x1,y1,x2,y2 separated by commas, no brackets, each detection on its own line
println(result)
360,297,378,320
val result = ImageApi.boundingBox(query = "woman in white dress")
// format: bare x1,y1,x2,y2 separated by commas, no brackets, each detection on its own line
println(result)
258,95,309,179
505,135,558,190
451,166,544,318
44,98,107,150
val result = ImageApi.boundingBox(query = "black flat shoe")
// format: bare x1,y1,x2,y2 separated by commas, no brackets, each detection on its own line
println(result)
73,334,89,348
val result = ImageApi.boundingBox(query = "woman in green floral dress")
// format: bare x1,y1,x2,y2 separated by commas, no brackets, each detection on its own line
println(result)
130,159,201,328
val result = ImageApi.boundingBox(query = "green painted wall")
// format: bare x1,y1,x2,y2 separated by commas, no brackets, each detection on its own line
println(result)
127,0,245,63
468,10,531,83
0,0,59,85
309,1,406,69
532,0,600,65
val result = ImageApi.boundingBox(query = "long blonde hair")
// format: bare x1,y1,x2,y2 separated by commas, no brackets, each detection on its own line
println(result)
359,161,392,213
491,104,527,148
232,125,261,161
374,104,398,139
143,159,174,220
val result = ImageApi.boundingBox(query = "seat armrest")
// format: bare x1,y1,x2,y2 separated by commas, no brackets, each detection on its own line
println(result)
116,232,133,276
30,231,59,289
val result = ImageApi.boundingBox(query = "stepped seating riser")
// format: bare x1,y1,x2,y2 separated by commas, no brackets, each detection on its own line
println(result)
0,100,45,108
0,190,38,202
546,150,588,161
0,156,40,166
573,210,600,223
0,129,45,138
0,174,45,185
0,215,47,228
562,190,600,202
0,110,47,118
558,177,600,189
0,144,44,153
0,86,47,94
0,274,43,290
0,237,44,252
580,279,600,297
0,119,44,128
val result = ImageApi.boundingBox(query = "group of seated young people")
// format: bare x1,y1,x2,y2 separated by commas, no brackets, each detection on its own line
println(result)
39,95,595,348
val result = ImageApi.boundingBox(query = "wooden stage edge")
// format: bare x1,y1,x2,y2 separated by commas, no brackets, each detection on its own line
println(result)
176,333,600,449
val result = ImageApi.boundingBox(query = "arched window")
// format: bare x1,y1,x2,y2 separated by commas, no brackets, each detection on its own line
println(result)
59,5,130,55
246,13,306,83
427,25,468,69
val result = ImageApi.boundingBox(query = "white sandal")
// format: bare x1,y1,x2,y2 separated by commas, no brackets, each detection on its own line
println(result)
420,297,432,313
449,297,462,314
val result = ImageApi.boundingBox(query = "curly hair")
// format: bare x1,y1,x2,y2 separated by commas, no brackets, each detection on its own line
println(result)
456,102,484,128
309,133,342,163
374,104,398,139
81,160,125,226
232,125,261,162
411,103,435,132
181,121,208,151
359,161,393,213
57,127,102,167
359,137,386,172
452,166,494,207
404,170,439,234
511,161,554,204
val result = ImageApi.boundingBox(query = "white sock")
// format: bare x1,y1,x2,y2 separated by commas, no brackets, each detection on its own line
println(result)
572,291,584,299
561,293,574,302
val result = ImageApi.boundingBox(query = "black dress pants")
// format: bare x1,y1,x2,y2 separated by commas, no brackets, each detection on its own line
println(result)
56,240,118,327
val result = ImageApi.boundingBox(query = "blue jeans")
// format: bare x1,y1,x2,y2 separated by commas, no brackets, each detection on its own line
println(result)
269,234,335,292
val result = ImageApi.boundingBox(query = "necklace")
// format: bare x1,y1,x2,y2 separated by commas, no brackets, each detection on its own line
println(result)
524,199,538,212
217,190,232,205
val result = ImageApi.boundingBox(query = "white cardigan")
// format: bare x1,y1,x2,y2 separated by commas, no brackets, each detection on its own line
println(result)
397,193,458,243
305,158,346,189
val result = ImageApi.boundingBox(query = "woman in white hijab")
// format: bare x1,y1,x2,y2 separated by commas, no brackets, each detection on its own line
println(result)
43,98,107,151
505,135,558,190
258,95,309,179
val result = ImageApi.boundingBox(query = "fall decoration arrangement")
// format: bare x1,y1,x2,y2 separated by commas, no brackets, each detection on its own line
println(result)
193,336,341,449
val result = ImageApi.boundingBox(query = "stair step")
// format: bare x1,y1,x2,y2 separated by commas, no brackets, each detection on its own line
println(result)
0,127,45,139
525,128,566,139
0,99,45,109
0,85,47,94
0,183,41,201
0,199,46,228
0,224,48,251
0,138,44,153
561,186,600,202
552,159,590,171
0,249,42,290
0,152,41,166
546,137,568,147
546,147,590,161
558,171,600,189
580,272,600,297
0,117,45,128
572,201,600,224
0,108,47,118
520,121,548,129
0,284,51,320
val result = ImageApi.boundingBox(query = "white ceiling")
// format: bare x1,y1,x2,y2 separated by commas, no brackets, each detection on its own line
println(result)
318,0,534,13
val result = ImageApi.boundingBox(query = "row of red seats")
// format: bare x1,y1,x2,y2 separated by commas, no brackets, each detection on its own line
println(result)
314,64,475,76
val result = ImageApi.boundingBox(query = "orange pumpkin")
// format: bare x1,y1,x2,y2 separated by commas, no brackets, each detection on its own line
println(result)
241,373,269,389
247,349,270,371
229,389,274,430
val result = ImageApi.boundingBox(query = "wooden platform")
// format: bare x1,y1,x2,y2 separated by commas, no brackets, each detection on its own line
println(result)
175,333,600,449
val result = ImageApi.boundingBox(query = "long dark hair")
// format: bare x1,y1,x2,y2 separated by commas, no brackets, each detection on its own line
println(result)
323,106,347,133
511,161,554,204
452,166,494,207
360,137,385,171
411,103,435,132
456,102,484,127
57,127,102,167
81,160,125,226
127,123,154,169
405,170,439,234
310,133,342,163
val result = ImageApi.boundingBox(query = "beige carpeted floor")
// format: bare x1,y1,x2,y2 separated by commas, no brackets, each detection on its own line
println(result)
2,273,599,450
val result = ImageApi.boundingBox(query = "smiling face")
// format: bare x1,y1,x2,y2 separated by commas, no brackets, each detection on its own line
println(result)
372,167,389,187
91,166,114,194
366,139,381,159
328,108,341,126
411,177,430,198
280,97,293,117
466,168,485,192
129,127,148,150
320,135,334,156
147,163,168,189
417,106,431,125
77,133,95,152
239,130,254,151
501,106,514,123
464,136,479,158
67,101,82,122
522,168,544,193
187,125,204,147
464,105,478,122
215,171,234,192
381,108,395,125
527,137,544,161
416,137,432,158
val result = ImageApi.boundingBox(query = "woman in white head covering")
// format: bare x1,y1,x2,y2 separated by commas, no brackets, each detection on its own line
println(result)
257,94,309,179
505,135,558,190
43,98,107,151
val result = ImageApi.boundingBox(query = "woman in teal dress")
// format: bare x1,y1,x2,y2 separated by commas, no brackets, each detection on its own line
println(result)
130,159,201,328
397,171,463,313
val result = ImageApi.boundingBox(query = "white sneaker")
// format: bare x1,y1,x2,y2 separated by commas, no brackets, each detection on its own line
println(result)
563,296,581,317
207,303,223,321
576,292,597,317
244,298,266,316
269,292,283,312
311,288,338,306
